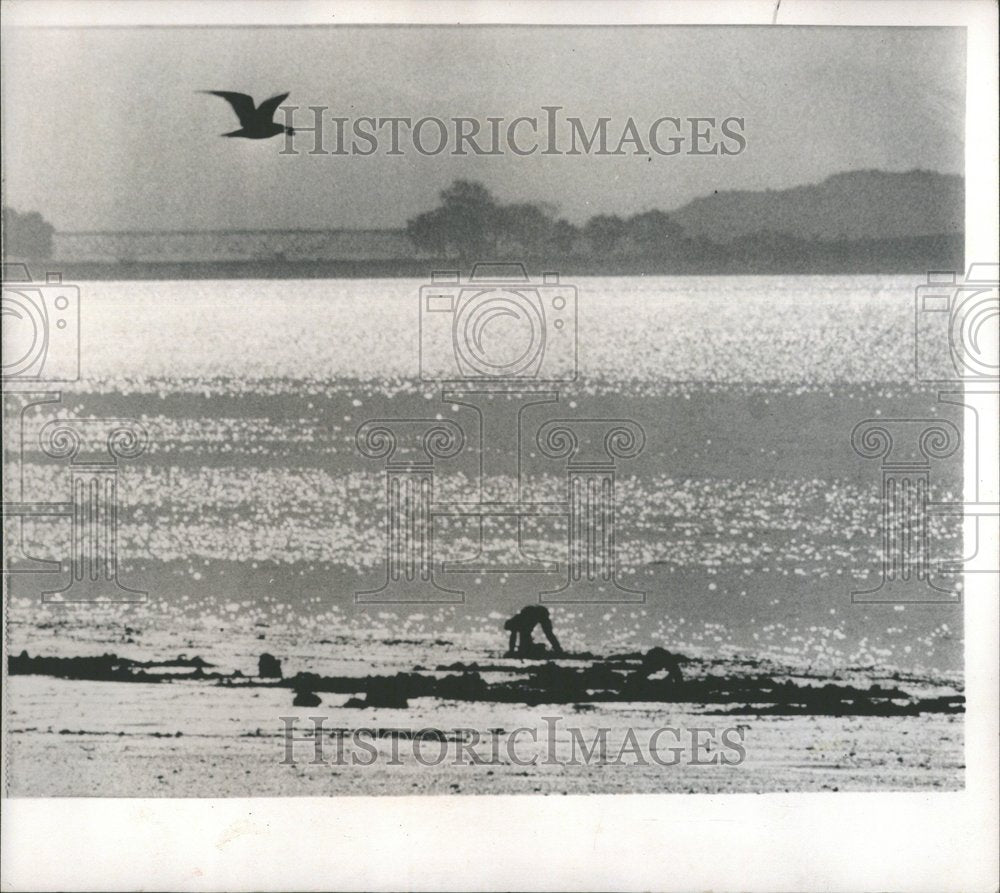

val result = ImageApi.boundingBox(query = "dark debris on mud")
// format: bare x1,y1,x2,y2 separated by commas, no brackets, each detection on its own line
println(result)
8,648,963,717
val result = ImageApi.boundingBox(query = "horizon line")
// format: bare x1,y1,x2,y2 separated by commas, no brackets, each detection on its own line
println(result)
34,167,964,237
55,227,409,236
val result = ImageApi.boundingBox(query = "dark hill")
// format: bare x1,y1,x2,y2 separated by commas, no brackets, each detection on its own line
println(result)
670,169,963,244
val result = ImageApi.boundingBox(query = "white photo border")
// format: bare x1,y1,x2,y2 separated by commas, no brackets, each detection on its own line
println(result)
1,1,997,891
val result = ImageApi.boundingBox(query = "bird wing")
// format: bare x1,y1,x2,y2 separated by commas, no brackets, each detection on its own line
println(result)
201,91,258,127
255,92,291,122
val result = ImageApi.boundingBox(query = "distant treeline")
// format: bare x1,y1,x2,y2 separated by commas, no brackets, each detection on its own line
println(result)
36,232,962,281
3,207,55,259
404,179,962,271
407,180,688,259
2,176,964,278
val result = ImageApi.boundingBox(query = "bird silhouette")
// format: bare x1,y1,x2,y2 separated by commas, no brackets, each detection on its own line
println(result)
201,91,294,139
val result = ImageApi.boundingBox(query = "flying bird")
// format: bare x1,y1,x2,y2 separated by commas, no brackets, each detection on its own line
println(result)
201,91,294,139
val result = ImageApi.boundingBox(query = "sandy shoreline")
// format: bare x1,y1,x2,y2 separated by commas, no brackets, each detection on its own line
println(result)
6,675,963,796
5,636,964,796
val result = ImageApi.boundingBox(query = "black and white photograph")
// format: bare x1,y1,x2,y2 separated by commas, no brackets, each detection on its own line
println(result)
1,1,997,890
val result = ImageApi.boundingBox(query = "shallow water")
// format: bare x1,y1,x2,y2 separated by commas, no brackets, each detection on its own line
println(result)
6,274,963,677
70,274,923,384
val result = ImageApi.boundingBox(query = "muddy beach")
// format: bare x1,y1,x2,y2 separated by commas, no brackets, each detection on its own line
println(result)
6,637,963,796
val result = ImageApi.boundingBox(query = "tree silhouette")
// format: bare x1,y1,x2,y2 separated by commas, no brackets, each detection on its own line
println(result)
549,218,579,255
626,210,683,254
500,203,554,253
407,180,501,258
3,207,55,259
584,214,626,254
406,181,694,261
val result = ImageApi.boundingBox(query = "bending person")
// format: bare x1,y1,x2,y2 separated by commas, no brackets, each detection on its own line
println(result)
504,605,563,656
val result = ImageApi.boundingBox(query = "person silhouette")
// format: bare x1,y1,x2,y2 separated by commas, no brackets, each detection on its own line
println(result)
504,605,564,657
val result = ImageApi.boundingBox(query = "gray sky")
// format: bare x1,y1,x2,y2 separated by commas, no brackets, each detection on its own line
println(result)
1,26,964,231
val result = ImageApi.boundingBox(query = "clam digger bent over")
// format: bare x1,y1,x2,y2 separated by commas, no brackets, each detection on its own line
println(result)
504,605,564,657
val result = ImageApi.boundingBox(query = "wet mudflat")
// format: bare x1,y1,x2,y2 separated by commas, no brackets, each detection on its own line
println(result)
6,674,962,795
6,643,963,795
